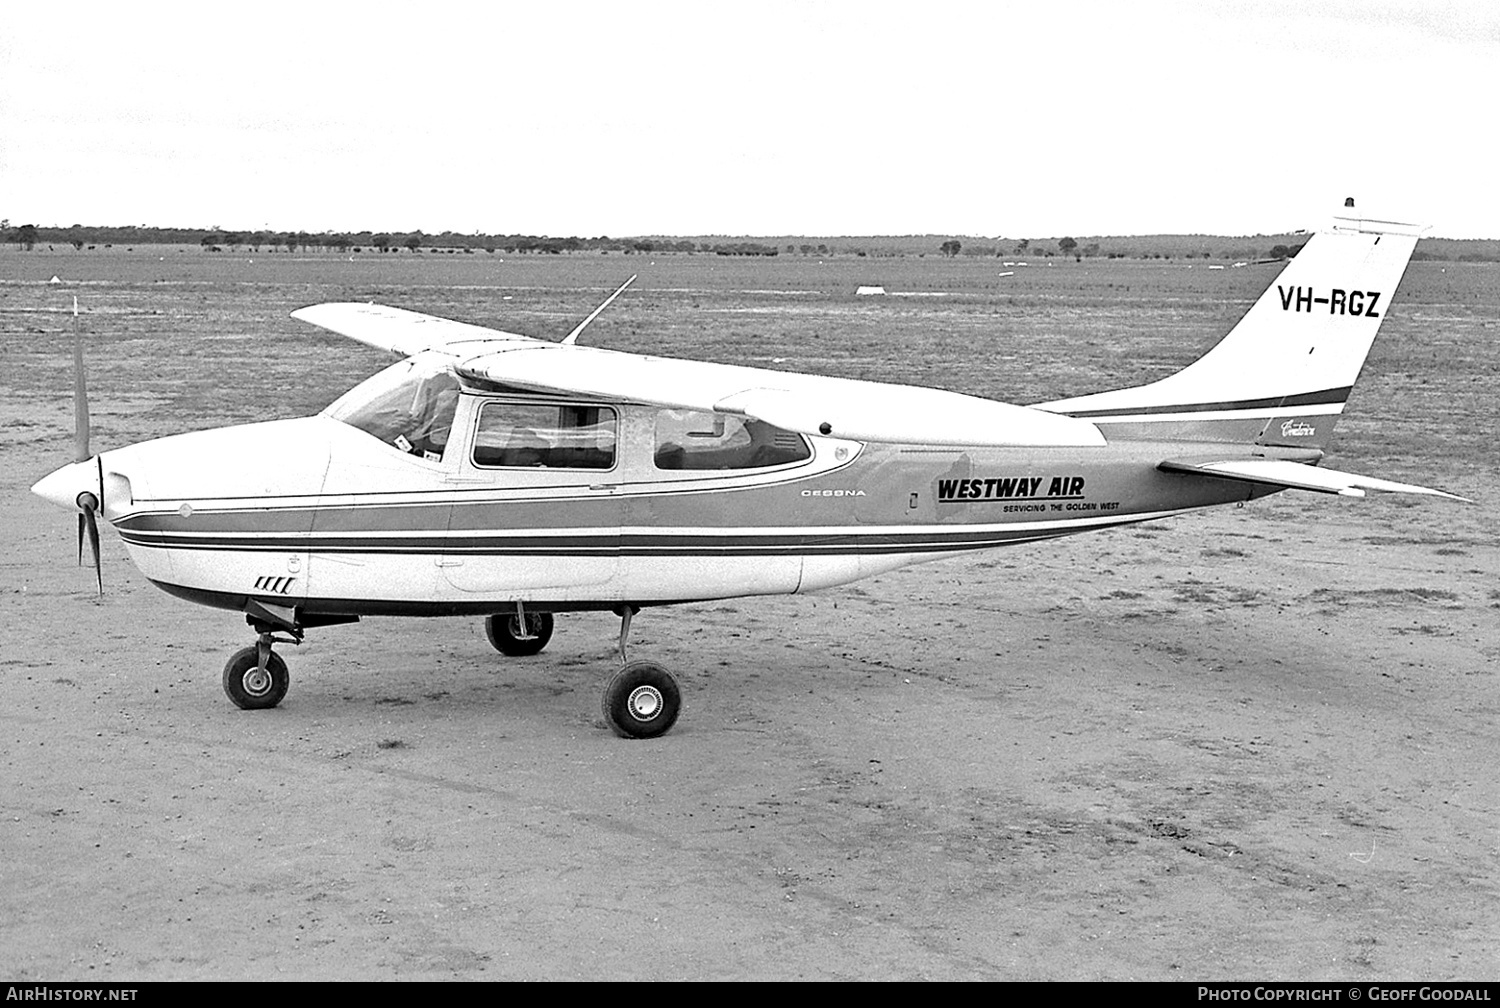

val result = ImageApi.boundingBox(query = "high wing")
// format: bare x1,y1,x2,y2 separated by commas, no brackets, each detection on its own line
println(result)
1159,457,1470,501
293,302,1107,448
291,303,538,357
452,341,1108,447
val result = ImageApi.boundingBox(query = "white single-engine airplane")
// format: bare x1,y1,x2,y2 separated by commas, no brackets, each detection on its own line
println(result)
32,203,1467,738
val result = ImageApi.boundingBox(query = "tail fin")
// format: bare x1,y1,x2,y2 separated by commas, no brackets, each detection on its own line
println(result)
1035,206,1423,447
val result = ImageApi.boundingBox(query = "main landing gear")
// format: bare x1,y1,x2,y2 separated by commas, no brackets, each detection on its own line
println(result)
483,605,554,656
601,661,681,740
600,606,681,740
484,602,683,740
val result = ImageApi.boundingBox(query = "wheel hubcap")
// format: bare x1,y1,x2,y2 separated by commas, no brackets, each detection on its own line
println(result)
243,667,271,695
627,685,663,721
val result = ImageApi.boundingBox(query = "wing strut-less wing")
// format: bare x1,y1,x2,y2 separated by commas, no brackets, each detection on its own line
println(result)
293,303,1107,448
291,303,537,357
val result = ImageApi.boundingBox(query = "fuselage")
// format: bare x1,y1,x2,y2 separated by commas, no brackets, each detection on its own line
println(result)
35,378,1276,620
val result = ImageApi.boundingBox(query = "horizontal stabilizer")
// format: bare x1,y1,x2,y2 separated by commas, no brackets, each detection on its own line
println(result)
1159,457,1469,501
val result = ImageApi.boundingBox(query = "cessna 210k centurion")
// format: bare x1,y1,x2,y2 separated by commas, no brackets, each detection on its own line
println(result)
31,203,1467,738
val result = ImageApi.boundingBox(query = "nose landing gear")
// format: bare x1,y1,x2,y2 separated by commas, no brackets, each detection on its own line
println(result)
221,601,341,710
222,637,291,709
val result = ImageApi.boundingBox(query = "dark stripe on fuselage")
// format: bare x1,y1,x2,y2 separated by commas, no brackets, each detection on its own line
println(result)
117,520,1152,556
1057,386,1351,419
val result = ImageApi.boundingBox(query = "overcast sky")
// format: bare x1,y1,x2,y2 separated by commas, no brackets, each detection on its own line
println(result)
3,1,1495,239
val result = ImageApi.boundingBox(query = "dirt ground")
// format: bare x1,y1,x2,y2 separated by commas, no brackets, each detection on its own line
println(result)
2,250,1497,980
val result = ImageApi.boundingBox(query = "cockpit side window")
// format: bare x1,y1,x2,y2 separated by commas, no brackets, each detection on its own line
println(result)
324,359,462,460
653,409,811,470
472,401,617,470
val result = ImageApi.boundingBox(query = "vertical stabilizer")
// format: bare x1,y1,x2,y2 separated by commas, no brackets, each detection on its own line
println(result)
1035,206,1423,446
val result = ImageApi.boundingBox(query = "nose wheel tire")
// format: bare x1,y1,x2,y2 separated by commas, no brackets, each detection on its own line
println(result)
602,661,681,739
222,646,289,710
484,611,555,656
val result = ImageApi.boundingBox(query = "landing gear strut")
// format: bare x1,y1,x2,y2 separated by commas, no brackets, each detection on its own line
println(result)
222,601,315,710
601,606,681,739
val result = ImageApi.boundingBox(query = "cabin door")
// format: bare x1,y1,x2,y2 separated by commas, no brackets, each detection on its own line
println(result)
438,398,623,599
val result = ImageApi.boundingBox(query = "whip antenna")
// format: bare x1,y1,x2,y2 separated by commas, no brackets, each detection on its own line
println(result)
563,275,636,345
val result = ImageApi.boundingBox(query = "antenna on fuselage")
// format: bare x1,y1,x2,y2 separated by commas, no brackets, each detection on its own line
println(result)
562,274,636,345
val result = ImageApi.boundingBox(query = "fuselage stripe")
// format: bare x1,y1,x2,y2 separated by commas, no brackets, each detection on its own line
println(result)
1057,386,1352,419
116,519,1157,556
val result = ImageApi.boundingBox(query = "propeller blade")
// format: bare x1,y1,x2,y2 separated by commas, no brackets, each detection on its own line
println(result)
55,301,105,598
82,501,102,597
73,296,91,463
75,486,103,597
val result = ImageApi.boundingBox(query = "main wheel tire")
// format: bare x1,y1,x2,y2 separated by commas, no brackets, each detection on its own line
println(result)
222,646,289,710
601,660,681,739
484,611,555,656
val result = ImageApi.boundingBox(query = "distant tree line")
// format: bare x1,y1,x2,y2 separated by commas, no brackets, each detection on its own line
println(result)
0,224,704,256
0,223,795,258
945,235,1304,262
3,220,1497,262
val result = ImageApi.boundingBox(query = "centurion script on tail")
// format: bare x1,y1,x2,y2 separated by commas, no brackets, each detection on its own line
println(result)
31,201,1468,738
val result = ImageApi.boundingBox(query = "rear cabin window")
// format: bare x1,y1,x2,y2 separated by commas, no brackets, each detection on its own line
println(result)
324,358,462,460
653,409,811,470
472,402,617,470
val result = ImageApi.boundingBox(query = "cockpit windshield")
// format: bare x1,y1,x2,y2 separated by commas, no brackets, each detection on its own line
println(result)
323,356,462,460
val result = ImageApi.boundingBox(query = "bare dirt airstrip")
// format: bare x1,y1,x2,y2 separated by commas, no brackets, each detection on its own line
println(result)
1,247,1497,980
